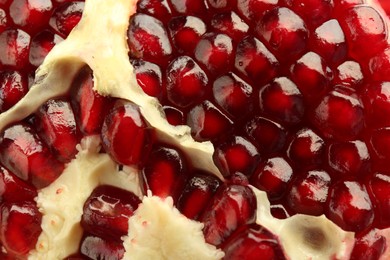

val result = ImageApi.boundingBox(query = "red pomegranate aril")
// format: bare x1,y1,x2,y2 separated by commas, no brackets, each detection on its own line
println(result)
128,13,172,64
270,204,292,219
256,7,308,62
50,1,84,37
170,0,208,15
212,72,254,119
327,140,370,177
187,100,233,142
211,11,249,42
0,29,31,70
0,201,42,257
131,59,163,99
285,0,333,28
194,32,234,74
177,171,221,219
29,30,63,67
166,56,209,108
259,77,305,125
370,127,390,161
221,224,286,260
200,184,257,246
207,0,237,10
334,61,363,88
245,116,287,154
251,157,293,201
341,5,387,61
0,165,36,203
287,170,331,216
235,36,279,85
334,0,364,8
80,235,125,260
137,0,172,24
311,19,347,65
367,173,390,228
363,81,390,127
369,47,390,82
35,99,80,162
290,52,332,101
81,185,141,240
311,86,365,140
0,70,28,112
9,0,53,34
163,105,184,126
350,228,386,260
0,123,64,189
168,16,206,54
287,128,325,167
237,0,277,23
0,8,8,34
142,145,188,200
71,66,112,135
101,100,154,167
213,136,260,177
326,180,374,232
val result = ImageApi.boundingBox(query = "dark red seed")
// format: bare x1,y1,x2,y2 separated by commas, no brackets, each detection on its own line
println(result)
101,100,154,167
0,29,31,70
367,173,390,228
369,47,390,82
170,0,208,15
81,185,141,240
50,1,84,37
334,61,363,89
211,11,249,42
259,77,305,125
325,180,374,232
370,127,390,161
222,224,286,260
29,30,63,67
251,157,293,201
200,184,257,246
177,172,221,220
213,136,260,177
166,56,209,108
287,170,331,216
0,8,8,34
142,145,188,201
0,201,42,257
131,59,163,98
187,100,233,142
0,123,64,189
163,105,184,126
362,82,390,127
350,229,386,260
0,70,28,112
270,204,292,219
285,0,334,28
80,235,125,260
137,0,172,23
207,0,237,10
237,0,277,22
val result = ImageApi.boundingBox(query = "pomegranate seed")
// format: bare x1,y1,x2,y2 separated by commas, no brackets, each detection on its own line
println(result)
34,99,80,162
142,145,188,200
80,235,125,260
131,59,163,99
9,0,53,34
287,170,331,216
29,30,63,67
245,116,287,154
212,72,254,120
311,19,347,65
270,204,292,219
0,123,64,189
81,185,141,240
0,70,28,112
222,224,286,260
0,201,42,257
369,127,390,161
168,16,206,54
166,56,209,108
350,229,386,260
177,171,221,219
363,82,390,127
213,136,260,177
0,165,37,203
290,52,332,101
326,180,374,232
200,184,257,246
311,86,364,140
137,0,172,24
210,11,249,42
208,0,237,10
334,61,363,88
71,67,112,135
369,47,390,82
128,13,172,64
0,29,31,70
287,128,325,167
251,157,293,201
0,8,8,34
101,100,155,167
187,100,233,142
50,1,84,37
194,32,234,74
367,173,390,228
285,0,334,28
163,105,184,126
234,36,279,85
237,0,277,22
170,0,208,15
334,0,364,9
327,140,370,177
259,77,305,125
256,7,308,62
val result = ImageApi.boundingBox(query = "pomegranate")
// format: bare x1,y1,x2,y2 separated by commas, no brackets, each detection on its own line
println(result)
1,0,390,259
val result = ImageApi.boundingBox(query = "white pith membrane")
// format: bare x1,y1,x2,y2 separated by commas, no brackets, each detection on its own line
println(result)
1,0,390,259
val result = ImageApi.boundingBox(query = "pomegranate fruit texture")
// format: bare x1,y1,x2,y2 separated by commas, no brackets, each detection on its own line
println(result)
2,0,390,259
